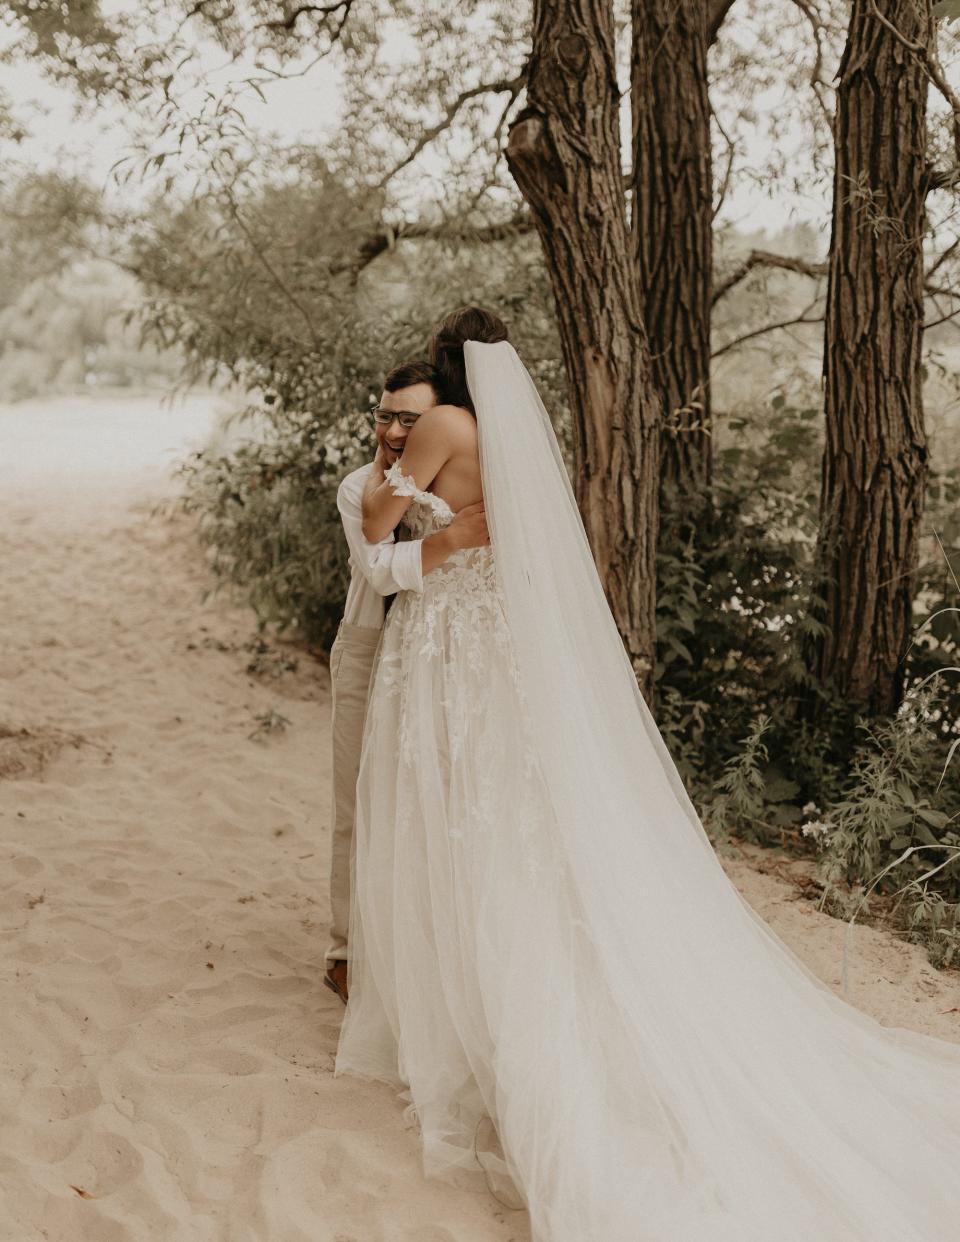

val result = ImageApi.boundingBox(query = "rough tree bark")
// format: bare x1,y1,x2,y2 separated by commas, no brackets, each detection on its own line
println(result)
810,0,931,722
506,0,662,698
631,0,714,494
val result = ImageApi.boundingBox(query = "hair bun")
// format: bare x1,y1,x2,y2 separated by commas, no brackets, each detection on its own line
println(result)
427,306,509,411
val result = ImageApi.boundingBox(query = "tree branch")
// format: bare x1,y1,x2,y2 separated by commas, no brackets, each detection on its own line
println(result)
712,249,828,303
711,105,736,219
259,2,352,32
926,165,960,193
926,280,960,299
375,73,526,189
925,300,960,330
713,244,960,306
246,48,326,87
712,306,825,358
927,235,960,279
175,1,223,39
335,213,535,278
788,0,835,122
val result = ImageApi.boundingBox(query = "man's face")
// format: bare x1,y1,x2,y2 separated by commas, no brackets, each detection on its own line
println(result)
375,382,437,465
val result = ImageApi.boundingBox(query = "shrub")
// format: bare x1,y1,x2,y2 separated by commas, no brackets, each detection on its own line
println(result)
810,682,960,967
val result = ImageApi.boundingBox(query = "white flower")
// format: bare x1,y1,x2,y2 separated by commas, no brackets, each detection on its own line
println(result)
802,801,820,818
801,819,832,840
896,697,922,732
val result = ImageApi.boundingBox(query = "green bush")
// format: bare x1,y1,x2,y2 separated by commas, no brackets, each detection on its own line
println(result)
178,410,366,650
656,390,829,819
808,682,960,967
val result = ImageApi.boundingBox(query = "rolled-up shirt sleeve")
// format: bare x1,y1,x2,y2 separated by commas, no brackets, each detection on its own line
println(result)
337,466,424,596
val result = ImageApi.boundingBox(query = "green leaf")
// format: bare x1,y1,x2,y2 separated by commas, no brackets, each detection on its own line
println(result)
763,774,801,802
895,780,916,807
917,807,950,830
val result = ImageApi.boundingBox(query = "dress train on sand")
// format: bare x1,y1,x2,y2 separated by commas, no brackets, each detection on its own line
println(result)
335,341,960,1242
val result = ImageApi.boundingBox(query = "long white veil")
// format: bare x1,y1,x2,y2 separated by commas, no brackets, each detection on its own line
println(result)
464,339,960,1240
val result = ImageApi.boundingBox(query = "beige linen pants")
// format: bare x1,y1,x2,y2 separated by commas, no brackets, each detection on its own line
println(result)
325,619,382,967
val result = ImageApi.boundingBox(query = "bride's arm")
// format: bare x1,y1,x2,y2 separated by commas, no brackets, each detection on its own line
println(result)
361,407,460,542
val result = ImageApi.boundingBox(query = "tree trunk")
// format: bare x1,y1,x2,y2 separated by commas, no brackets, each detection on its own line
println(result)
506,0,662,699
811,0,931,724
631,0,713,495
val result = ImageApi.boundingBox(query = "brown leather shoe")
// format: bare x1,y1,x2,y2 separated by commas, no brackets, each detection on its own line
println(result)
323,960,348,1004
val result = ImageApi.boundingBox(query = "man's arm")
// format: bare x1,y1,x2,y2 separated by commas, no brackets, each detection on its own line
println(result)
421,502,489,573
338,469,488,597
338,468,423,596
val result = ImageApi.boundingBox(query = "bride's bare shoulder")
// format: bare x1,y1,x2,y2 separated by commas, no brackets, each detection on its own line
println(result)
415,403,477,443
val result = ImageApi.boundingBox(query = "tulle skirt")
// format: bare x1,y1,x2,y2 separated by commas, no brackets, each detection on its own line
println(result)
335,546,960,1242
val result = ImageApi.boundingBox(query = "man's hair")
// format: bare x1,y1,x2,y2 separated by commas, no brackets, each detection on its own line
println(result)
383,359,439,395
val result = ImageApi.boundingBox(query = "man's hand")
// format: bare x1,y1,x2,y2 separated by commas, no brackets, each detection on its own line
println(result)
364,447,387,506
419,501,490,578
371,443,391,475
446,501,490,550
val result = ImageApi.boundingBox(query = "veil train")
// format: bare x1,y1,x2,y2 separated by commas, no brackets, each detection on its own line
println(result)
464,339,960,1240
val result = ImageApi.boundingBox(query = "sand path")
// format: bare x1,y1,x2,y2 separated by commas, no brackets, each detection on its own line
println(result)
1,394,958,1242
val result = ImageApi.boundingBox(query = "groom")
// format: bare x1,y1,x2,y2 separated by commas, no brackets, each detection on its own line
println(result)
323,359,488,1004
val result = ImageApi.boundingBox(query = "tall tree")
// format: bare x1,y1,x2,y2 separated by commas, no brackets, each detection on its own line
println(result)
810,0,933,724
506,0,662,698
631,0,722,495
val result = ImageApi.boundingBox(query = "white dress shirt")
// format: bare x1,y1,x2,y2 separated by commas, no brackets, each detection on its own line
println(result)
337,463,424,628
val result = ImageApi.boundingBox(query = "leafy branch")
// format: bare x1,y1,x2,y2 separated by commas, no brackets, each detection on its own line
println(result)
375,72,527,190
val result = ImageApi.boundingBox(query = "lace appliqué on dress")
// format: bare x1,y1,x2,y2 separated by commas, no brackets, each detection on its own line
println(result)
379,459,539,816
384,459,454,538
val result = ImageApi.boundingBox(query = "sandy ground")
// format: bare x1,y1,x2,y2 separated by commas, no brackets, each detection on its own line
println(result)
2,394,959,1242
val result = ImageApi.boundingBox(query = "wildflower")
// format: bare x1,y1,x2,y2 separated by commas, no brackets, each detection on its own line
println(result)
801,819,832,840
895,697,921,733
802,801,820,818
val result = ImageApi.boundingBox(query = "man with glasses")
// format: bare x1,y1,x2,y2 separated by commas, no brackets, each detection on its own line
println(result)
324,360,489,1004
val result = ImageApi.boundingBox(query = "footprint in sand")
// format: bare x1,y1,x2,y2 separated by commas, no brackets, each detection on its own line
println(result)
61,1130,144,1197
198,1049,264,1076
10,854,44,877
401,1229,463,1242
19,1078,103,1126
88,879,131,899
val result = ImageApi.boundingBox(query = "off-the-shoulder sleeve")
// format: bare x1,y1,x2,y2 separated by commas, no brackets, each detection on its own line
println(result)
385,458,422,499
385,459,454,520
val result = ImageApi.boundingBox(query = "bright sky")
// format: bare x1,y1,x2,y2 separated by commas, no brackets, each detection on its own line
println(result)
0,20,825,238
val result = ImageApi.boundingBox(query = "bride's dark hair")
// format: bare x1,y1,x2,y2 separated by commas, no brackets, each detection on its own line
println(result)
427,306,509,412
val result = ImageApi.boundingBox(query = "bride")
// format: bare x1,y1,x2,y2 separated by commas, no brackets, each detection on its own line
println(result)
335,307,960,1241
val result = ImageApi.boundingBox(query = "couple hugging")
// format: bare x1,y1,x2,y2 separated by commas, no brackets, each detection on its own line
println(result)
323,304,498,1003
318,306,960,1242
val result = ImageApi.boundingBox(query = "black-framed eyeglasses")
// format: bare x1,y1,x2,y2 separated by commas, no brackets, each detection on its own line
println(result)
371,405,421,429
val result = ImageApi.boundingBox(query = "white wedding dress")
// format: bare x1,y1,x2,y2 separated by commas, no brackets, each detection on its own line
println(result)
335,341,960,1241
